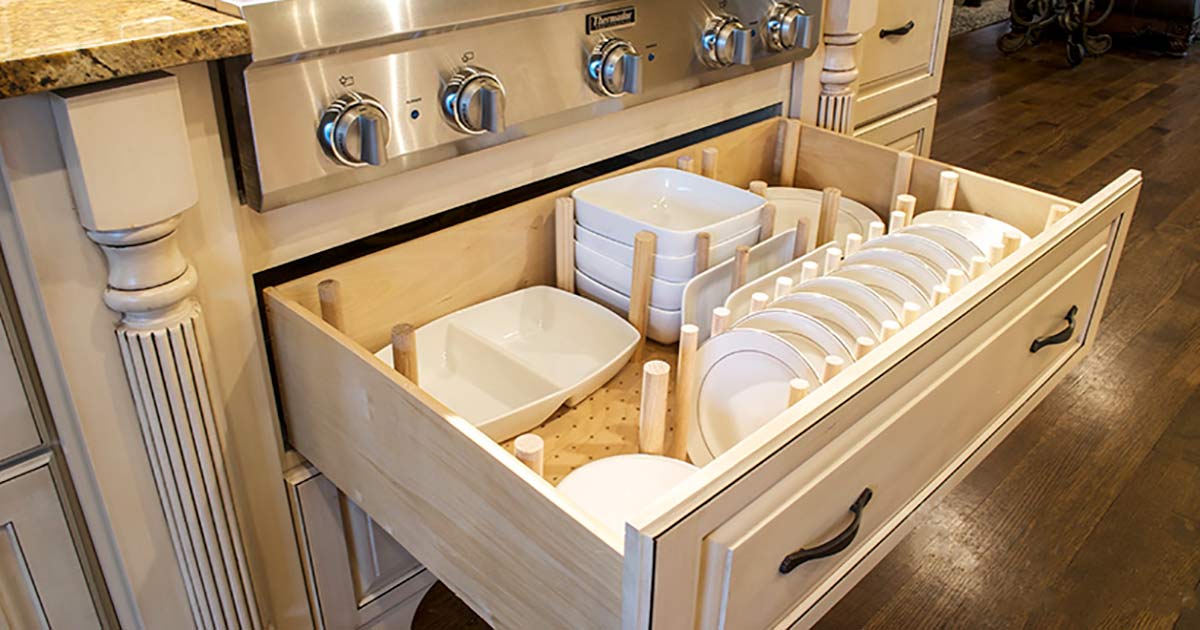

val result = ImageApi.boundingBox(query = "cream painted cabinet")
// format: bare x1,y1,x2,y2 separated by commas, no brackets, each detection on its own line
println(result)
0,312,40,464
853,99,938,156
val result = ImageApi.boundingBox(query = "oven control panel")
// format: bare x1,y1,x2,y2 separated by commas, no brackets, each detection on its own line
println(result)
225,0,823,210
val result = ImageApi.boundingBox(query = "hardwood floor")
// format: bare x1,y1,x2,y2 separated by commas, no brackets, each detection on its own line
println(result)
816,24,1200,630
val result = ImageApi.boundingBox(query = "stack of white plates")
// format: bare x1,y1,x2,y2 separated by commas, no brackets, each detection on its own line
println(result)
571,168,767,342
762,187,880,252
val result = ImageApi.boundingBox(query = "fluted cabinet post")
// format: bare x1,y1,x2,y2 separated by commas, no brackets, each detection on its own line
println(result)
816,0,878,133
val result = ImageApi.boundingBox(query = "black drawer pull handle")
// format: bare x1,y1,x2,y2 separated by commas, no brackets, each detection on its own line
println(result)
1030,305,1079,353
779,488,872,574
880,21,916,38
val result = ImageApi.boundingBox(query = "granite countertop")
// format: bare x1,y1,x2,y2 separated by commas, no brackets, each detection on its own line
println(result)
0,0,250,99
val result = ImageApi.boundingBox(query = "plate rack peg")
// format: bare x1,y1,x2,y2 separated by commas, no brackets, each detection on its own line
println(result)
969,255,988,280
824,247,843,274
778,119,802,187
901,301,921,326
1046,203,1072,230
554,197,576,293
676,155,696,173
822,355,845,382
853,336,875,360
947,268,968,293
799,260,820,283
888,210,906,235
896,194,917,228
701,147,719,179
750,292,770,314
867,220,885,242
318,278,345,331
788,378,810,406
881,319,902,341
817,187,842,245
932,284,950,306
514,434,545,477
671,324,700,461
760,203,777,241
390,323,420,384
890,151,915,212
988,242,1006,265
711,307,732,336
749,180,769,196
844,232,863,257
774,276,794,300
1002,231,1023,257
731,245,751,291
629,231,657,358
694,232,712,275
936,171,959,210
639,360,671,456
791,218,810,260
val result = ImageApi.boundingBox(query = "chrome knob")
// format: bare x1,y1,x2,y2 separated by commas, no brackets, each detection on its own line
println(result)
442,66,507,135
589,39,643,97
318,92,391,168
702,16,753,67
765,3,813,51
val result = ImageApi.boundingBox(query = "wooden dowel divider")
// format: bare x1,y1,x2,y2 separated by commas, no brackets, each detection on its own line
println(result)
947,268,967,293
890,151,915,212
774,276,794,300
711,307,731,336
317,279,345,331
390,323,419,384
932,284,950,306
969,255,988,280
817,187,841,245
844,232,863,257
896,194,917,227
824,247,843,273
731,245,750,291
638,360,670,456
701,147,719,179
676,155,695,173
749,180,769,196
888,210,906,234
514,434,544,477
901,301,921,326
750,292,770,313
881,319,902,341
988,242,1005,265
788,378,810,406
822,355,845,382
629,231,657,355
778,119,801,186
867,220,885,242
792,218,810,260
800,260,819,283
694,232,712,274
1046,203,1072,230
853,336,875,360
554,197,576,293
670,324,699,461
936,170,959,210
759,203,777,241
1003,231,1023,256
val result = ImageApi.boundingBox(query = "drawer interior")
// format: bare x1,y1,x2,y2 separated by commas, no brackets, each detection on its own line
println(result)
262,118,1127,628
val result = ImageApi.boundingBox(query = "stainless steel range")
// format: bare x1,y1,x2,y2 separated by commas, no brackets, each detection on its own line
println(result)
216,0,822,211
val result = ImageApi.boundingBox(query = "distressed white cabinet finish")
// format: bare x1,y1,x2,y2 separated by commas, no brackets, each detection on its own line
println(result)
0,303,40,464
855,0,953,125
853,98,938,156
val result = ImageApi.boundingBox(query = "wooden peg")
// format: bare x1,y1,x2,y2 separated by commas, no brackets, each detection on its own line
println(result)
749,180,769,196
317,279,345,331
711,307,731,336
629,231,657,353
731,245,751,291
888,210,907,235
792,218,810,260
824,247,843,273
890,152,915,212
554,197,576,293
988,242,1005,265
881,319,902,341
818,187,841,245
759,203,777,241
947,268,968,293
896,194,917,227
822,355,845,382
639,360,670,456
853,336,875,360
844,233,863,257
901,301,921,326
867,220,885,242
1046,203,1072,230
701,147,719,179
671,325,699,460
676,155,695,173
969,255,988,280
1003,231,1023,257
390,324,419,384
800,260,820,283
788,378,810,406
694,232,712,275
774,276,794,300
936,171,959,210
750,292,770,313
778,119,801,186
932,284,950,306
514,434,544,477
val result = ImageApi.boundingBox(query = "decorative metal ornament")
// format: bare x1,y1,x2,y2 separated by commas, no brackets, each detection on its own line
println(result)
998,0,1116,66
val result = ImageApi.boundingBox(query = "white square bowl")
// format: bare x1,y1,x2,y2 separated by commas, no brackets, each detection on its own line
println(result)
574,240,687,311
572,167,766,257
574,221,761,283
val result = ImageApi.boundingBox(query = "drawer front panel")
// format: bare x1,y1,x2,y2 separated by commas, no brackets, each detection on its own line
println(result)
855,0,951,125
699,232,1110,630
853,99,937,157
0,310,40,464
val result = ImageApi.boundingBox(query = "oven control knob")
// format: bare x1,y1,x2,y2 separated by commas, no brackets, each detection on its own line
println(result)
702,16,753,67
589,39,643,97
318,92,391,168
442,66,507,135
765,2,813,51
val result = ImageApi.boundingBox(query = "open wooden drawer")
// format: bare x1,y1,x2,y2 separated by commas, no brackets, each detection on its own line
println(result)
262,119,1140,630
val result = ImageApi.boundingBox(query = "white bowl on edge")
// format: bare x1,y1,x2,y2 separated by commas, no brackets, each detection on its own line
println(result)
574,221,761,283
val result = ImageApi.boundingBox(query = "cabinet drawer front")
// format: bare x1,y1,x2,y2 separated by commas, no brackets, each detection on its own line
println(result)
853,99,937,157
0,312,41,464
699,232,1110,630
856,0,951,124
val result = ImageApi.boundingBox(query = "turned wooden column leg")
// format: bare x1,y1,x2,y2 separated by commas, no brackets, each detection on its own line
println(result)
816,0,876,134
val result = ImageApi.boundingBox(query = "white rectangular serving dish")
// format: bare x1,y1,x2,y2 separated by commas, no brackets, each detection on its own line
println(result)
574,241,687,311
575,221,761,283
572,167,766,257
575,269,682,344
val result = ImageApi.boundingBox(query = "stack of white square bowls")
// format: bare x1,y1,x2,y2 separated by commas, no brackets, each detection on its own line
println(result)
570,167,767,343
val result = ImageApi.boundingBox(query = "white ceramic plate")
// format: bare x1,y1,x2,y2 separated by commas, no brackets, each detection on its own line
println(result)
860,233,964,278
687,329,818,465
575,269,682,343
573,241,686,310
732,308,853,366
682,228,799,342
723,243,838,320
764,188,880,251
573,168,765,256
832,264,931,313
574,221,761,283
912,210,1031,252
556,454,698,536
787,276,897,334
841,248,942,298
772,292,879,344
898,224,986,268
